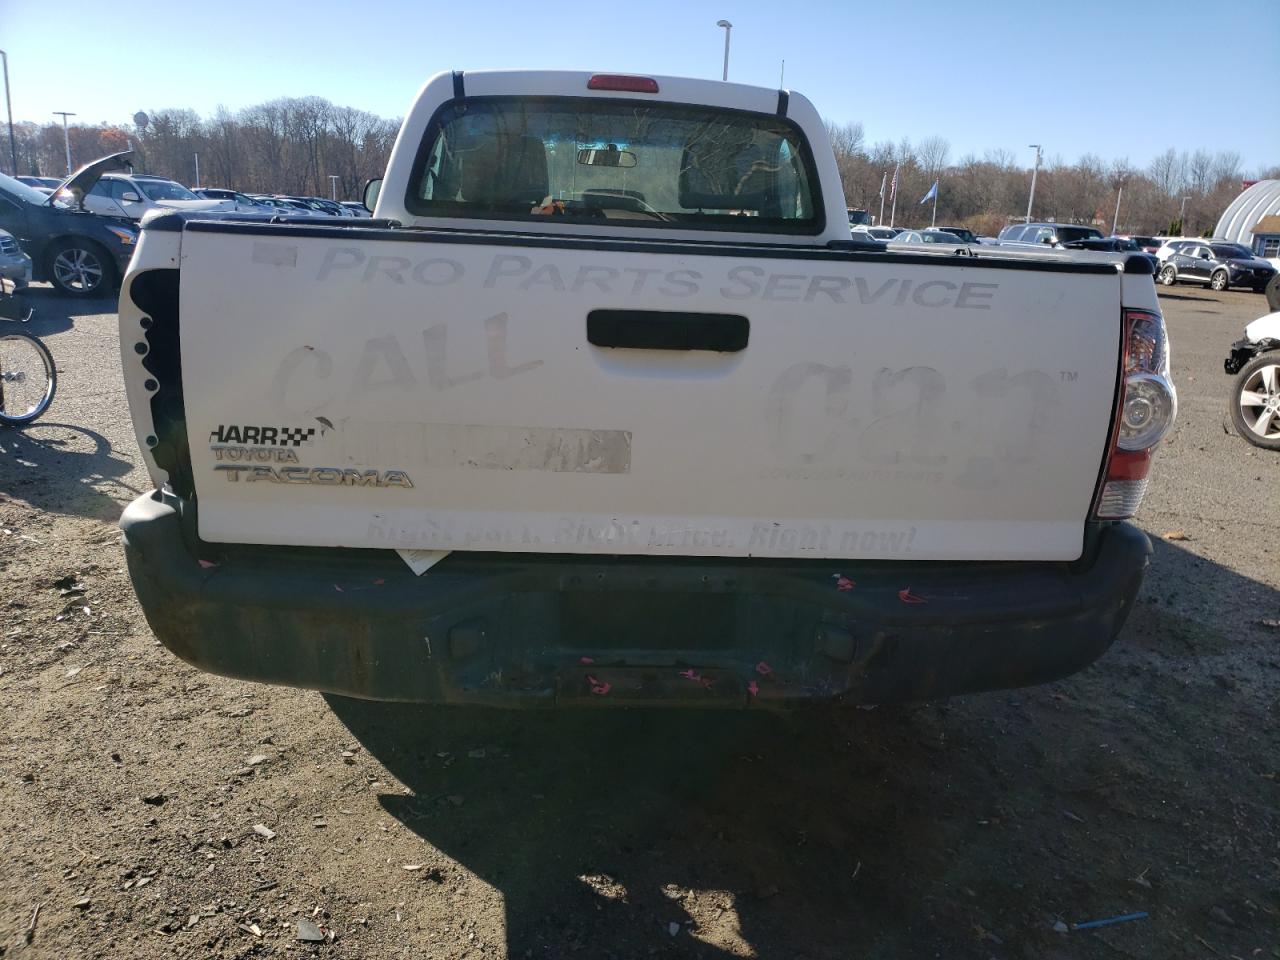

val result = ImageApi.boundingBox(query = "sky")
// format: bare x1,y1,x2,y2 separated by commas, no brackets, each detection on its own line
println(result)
3,0,1278,172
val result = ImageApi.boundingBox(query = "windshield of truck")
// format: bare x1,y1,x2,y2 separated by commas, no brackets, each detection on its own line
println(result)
408,97,820,233
137,179,200,201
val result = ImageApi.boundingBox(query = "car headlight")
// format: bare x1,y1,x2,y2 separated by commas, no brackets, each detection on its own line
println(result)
106,226,137,246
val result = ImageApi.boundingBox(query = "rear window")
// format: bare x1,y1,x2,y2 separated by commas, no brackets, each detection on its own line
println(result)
1055,226,1103,243
406,96,821,233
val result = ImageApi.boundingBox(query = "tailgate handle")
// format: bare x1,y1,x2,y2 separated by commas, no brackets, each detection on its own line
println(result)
587,310,749,352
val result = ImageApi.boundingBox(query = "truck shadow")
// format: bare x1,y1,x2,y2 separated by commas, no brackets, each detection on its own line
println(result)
325,532,1280,957
328,697,946,958
1126,534,1280,657
0,422,141,520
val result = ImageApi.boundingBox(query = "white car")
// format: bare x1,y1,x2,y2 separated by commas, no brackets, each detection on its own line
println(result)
71,173,232,220
1224,306,1280,449
853,226,898,241
193,188,274,214
1154,238,1201,262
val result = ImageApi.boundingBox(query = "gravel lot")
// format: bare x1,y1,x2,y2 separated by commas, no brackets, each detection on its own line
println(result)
1,281,1277,959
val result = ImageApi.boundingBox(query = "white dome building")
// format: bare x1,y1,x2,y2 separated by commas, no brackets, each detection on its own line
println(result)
1214,179,1280,251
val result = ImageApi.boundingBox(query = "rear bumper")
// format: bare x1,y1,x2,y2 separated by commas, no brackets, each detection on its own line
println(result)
121,490,1151,708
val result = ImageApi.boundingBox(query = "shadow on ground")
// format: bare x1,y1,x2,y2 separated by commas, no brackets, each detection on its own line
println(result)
327,536,1279,959
0,421,141,519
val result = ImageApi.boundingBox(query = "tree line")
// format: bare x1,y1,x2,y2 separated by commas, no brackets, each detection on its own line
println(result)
827,120,1278,237
3,97,1273,233
4,97,399,202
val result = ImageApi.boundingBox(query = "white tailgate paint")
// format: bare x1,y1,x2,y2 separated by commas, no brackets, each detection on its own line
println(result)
179,228,1122,561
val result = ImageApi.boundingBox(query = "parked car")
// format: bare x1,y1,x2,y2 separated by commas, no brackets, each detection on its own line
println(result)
853,226,898,241
272,196,328,216
1062,237,1160,272
193,188,271,214
892,229,965,244
15,175,62,190
340,201,372,218
935,225,978,244
0,228,33,290
1157,241,1277,292
117,68,1172,710
0,154,138,296
1154,238,1200,262
245,195,299,216
1224,308,1280,448
997,222,1105,246
70,172,232,220
1117,235,1161,254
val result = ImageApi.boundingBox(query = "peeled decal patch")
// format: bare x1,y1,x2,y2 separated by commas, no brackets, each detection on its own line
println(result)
251,241,298,268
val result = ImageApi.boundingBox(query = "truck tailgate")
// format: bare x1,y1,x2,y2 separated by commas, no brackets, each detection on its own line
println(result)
176,222,1121,561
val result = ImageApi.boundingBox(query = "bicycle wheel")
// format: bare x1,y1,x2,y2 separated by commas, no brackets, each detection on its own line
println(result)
0,331,57,425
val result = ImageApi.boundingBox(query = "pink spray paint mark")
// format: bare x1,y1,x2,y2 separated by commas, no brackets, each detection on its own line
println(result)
586,675,611,695
898,587,927,604
372,578,385,586
333,584,344,593
835,576,855,592
679,669,701,681
755,661,773,676
197,559,218,569
747,680,759,697
579,656,595,665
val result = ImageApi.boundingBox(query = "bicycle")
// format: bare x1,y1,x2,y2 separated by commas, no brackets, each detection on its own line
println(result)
0,281,56,426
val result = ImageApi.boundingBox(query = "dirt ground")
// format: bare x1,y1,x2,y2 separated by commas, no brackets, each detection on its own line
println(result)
0,281,1277,960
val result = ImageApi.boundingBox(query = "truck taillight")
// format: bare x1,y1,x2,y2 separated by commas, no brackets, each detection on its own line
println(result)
1093,308,1177,520
587,74,660,93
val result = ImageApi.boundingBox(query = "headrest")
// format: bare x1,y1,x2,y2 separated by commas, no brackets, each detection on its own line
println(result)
457,134,549,207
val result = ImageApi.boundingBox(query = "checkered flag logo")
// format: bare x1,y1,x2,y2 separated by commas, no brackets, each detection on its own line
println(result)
279,427,316,447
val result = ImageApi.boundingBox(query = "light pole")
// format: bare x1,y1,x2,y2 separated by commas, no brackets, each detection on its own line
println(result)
1025,143,1042,223
1,50,16,175
53,111,76,174
1112,181,1124,235
1179,195,1191,235
329,175,339,201
716,20,732,81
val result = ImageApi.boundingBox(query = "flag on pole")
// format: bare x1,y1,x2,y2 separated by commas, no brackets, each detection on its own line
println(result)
878,172,887,199
920,180,938,204
889,164,899,201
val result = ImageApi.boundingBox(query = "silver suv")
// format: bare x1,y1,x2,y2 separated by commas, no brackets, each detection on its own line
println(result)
997,222,1104,247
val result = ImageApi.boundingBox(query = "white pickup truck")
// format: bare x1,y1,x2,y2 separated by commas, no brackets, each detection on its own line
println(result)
117,70,1175,707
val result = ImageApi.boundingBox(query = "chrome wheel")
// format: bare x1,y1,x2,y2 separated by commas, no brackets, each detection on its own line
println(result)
1159,265,1176,286
1210,270,1228,292
1237,361,1280,441
52,246,104,294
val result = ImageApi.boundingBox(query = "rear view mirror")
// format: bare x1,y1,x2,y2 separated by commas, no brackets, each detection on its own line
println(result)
362,178,382,213
576,146,637,168
121,191,142,203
